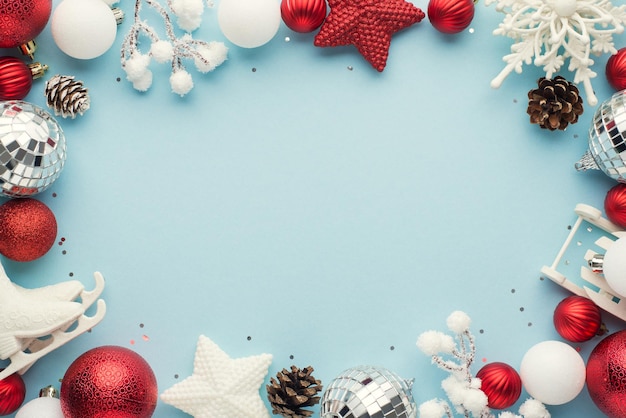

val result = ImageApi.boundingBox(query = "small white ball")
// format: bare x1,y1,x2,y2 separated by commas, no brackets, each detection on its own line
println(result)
217,0,280,48
604,236,626,297
16,396,64,418
520,340,585,405
51,0,117,59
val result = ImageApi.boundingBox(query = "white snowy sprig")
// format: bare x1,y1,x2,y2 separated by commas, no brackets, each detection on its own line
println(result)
120,0,227,96
485,0,626,106
416,311,550,418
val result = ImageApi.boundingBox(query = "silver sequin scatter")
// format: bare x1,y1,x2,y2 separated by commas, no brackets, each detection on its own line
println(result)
576,91,626,182
320,365,416,418
0,101,66,197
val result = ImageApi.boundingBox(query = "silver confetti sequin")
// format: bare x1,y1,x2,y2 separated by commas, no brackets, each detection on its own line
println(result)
0,101,66,197
575,90,626,182
320,365,416,418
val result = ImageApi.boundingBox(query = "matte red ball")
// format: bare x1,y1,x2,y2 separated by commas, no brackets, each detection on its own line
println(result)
60,346,157,418
281,0,327,33
553,295,602,343
476,362,522,409
0,0,52,48
587,331,626,417
0,57,33,100
0,198,57,262
427,0,474,34
0,370,26,415
607,48,626,92
605,183,626,229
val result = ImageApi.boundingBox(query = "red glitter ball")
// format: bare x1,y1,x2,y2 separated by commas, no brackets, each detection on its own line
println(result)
0,57,33,100
60,346,158,418
0,0,52,48
281,0,327,33
607,48,626,92
553,295,602,343
427,0,474,34
587,331,626,417
605,183,626,229
476,362,522,409
0,369,26,415
0,198,57,262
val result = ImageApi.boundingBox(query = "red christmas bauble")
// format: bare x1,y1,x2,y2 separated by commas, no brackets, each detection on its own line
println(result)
605,183,626,229
427,0,474,34
0,0,52,48
587,331,626,417
476,362,522,410
0,57,33,100
0,370,26,415
553,295,602,343
281,0,327,33
607,48,626,92
60,346,158,418
0,198,57,262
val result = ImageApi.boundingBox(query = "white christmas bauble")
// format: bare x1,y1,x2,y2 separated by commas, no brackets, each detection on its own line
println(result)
217,0,281,48
604,237,626,297
15,396,63,418
51,0,117,59
520,340,585,405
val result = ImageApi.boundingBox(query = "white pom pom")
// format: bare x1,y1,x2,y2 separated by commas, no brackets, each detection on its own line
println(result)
418,400,447,418
446,311,471,333
131,70,153,91
441,376,466,406
518,398,550,418
171,0,204,31
194,41,228,73
170,69,194,96
417,331,455,355
463,388,489,415
151,40,174,63
498,412,520,418
124,53,151,81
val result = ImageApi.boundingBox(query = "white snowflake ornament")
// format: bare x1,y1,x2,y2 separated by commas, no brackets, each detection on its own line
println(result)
486,0,626,106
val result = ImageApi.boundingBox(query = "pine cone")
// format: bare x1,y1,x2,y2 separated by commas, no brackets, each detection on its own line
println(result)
527,76,583,131
45,74,90,119
266,366,322,418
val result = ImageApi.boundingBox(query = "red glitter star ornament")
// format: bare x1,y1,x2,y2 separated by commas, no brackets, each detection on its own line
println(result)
313,0,425,71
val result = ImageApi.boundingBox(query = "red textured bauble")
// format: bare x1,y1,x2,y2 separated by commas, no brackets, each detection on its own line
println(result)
0,198,56,262
476,362,522,410
281,0,327,33
0,370,26,415
0,57,33,100
605,183,626,229
587,330,626,417
427,0,474,34
553,295,602,343
0,0,52,48
60,346,158,418
606,48,626,92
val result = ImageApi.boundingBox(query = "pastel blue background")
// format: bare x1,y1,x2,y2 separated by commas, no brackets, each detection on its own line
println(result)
2,0,626,416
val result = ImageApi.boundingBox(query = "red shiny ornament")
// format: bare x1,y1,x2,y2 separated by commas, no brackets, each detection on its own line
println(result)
60,346,158,418
0,198,57,262
313,0,425,72
605,183,626,229
553,295,602,343
476,362,522,410
427,0,474,34
587,331,626,417
0,0,52,49
0,58,35,100
281,0,327,33
606,48,626,92
0,370,26,415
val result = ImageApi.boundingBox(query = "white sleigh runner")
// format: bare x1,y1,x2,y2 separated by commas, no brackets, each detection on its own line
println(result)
0,265,106,381
541,203,626,321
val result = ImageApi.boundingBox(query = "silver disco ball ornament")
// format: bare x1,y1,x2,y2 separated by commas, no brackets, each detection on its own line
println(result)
0,100,66,197
575,90,626,182
320,365,416,418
